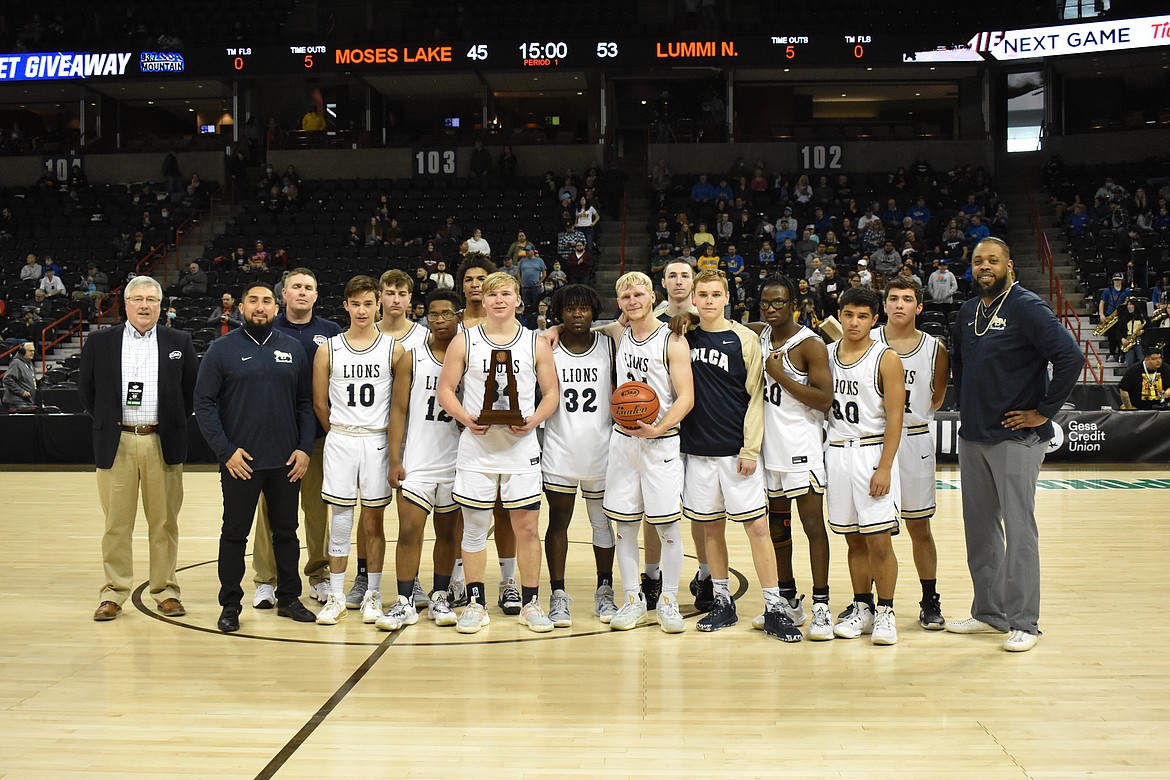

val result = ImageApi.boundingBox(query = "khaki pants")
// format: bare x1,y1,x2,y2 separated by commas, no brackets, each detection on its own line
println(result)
96,432,183,605
251,437,328,586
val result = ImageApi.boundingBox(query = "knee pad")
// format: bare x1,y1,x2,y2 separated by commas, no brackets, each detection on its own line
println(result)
328,506,355,557
461,507,492,553
585,498,615,549
769,511,793,547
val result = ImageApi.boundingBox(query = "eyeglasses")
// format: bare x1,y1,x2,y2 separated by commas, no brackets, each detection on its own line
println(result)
426,311,458,322
127,296,161,305
760,299,791,311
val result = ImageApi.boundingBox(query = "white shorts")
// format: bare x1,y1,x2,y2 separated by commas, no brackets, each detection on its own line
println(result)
825,441,900,535
543,473,606,501
683,455,767,523
765,467,827,500
899,427,936,521
399,477,457,515
320,431,393,508
602,432,683,525
453,469,542,511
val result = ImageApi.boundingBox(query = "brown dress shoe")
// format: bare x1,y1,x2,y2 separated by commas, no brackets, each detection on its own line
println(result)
94,601,122,621
158,598,186,617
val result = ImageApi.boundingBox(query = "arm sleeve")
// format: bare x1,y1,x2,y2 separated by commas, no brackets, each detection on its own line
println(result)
1025,297,1084,419
193,347,234,463
738,327,764,461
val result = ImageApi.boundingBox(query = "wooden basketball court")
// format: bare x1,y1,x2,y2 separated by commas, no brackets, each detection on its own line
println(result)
1,463,1167,778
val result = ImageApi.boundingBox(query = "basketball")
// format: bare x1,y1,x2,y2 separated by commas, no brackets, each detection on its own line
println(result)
611,381,660,429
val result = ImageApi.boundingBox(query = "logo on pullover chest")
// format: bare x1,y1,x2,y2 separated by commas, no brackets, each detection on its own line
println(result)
274,350,293,363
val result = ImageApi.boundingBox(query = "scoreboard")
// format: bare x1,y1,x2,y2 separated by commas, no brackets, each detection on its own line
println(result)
0,15,1167,82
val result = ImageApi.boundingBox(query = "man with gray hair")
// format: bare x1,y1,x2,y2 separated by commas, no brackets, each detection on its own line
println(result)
79,276,199,621
2,342,36,411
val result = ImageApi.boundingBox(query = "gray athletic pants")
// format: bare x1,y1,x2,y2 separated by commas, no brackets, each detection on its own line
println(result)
957,433,1046,635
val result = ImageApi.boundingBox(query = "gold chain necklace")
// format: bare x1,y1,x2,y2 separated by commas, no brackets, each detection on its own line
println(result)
974,286,1012,337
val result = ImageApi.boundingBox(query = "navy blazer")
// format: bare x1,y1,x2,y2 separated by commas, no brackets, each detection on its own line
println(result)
78,324,199,469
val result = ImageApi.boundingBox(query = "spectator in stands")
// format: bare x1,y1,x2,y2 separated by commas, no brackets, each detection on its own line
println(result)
300,104,326,132
906,196,932,234
507,230,535,265
871,239,901,278
649,244,673,278
795,227,818,262
417,239,443,275
363,216,383,247
808,256,826,286
775,207,798,243
168,262,207,299
1153,206,1170,237
517,249,547,327
858,203,880,231
716,212,734,244
432,261,455,291
758,240,775,269
245,241,269,273
38,268,66,300
565,240,592,286
547,261,568,291
724,245,744,277
71,263,109,315
4,310,39,348
501,255,520,281
1118,345,1170,410
207,293,242,337
965,214,990,247
882,198,904,227
1095,177,1127,204
693,221,715,250
697,244,722,273
675,213,694,250
470,141,492,185
465,227,490,256
558,176,578,203
2,341,36,411
927,259,959,303
778,237,799,277
959,194,982,220
792,175,813,212
498,145,518,183
576,196,601,252
40,255,62,277
805,244,834,278
20,254,42,284
0,206,14,243
412,266,437,308
857,258,873,289
557,220,586,262
690,174,716,209
819,264,842,319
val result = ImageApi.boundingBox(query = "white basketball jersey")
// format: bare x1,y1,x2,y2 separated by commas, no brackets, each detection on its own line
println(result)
458,324,540,473
760,325,825,472
827,340,890,441
326,332,395,430
614,322,676,435
544,334,613,478
396,321,429,353
874,327,939,428
403,343,460,481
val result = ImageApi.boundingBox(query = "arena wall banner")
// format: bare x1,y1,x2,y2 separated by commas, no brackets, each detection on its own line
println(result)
934,410,1170,463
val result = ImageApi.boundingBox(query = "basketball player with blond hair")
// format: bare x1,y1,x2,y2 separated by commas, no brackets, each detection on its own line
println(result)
590,271,694,633
437,271,560,634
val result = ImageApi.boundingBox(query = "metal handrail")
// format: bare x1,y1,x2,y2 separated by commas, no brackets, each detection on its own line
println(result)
1081,337,1104,385
38,308,84,375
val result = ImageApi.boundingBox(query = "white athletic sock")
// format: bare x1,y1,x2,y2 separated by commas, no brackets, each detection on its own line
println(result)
499,557,517,583
656,522,683,597
763,587,781,610
368,572,382,592
713,578,731,601
698,562,710,579
615,526,642,596
330,572,345,596
644,562,661,579
453,558,465,582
